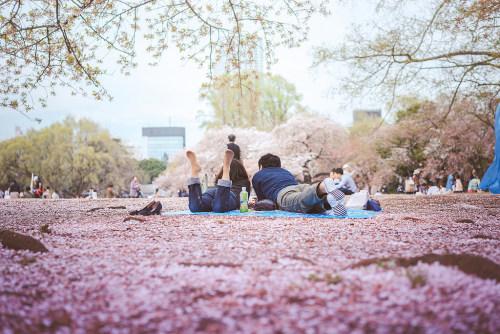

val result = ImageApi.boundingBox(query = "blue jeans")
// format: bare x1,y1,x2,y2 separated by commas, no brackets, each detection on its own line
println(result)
187,177,238,213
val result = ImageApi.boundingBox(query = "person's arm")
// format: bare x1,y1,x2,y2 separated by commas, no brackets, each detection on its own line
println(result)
251,174,265,201
335,176,347,189
245,178,251,195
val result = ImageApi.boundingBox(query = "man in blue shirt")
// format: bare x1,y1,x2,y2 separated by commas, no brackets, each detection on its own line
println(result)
330,168,357,195
252,154,347,216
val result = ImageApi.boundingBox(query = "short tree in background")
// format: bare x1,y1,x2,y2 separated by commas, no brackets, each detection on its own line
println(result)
0,117,146,196
139,158,167,184
200,73,303,131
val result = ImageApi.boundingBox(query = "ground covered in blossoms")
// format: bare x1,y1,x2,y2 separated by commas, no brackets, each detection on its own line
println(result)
1,194,499,333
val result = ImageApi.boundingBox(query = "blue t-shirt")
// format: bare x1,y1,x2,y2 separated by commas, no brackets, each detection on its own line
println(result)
251,167,298,203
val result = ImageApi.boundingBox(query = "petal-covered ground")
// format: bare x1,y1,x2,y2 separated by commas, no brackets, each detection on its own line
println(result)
1,194,499,333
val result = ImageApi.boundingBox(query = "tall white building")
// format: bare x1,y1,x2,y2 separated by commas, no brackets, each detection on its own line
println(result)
14,126,23,137
142,127,185,162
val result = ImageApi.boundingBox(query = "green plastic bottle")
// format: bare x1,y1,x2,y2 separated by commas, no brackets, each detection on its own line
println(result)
240,187,248,213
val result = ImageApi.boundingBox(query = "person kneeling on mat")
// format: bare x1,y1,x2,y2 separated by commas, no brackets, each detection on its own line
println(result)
330,168,357,195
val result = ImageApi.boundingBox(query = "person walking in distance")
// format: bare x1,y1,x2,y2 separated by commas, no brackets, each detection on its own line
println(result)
226,134,241,161
129,176,142,198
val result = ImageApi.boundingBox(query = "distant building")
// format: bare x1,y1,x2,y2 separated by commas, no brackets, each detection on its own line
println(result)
142,127,185,162
353,109,382,124
14,126,23,137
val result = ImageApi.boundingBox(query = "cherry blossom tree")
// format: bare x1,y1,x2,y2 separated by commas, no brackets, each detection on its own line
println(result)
271,112,347,183
313,0,500,111
155,113,347,192
1,0,328,116
376,96,496,186
154,126,271,192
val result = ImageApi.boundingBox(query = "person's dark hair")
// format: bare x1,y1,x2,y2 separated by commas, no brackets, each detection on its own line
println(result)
215,160,249,183
258,153,281,168
334,168,344,175
11,180,16,184
454,173,460,179
228,134,236,142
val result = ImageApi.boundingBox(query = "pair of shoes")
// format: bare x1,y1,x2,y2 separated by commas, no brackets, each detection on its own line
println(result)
142,201,162,216
129,201,160,215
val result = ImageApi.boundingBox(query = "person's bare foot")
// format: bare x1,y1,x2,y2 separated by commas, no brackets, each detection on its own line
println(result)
224,149,234,165
186,150,202,178
222,149,234,180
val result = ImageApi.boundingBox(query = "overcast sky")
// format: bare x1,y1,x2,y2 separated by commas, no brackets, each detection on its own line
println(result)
1,1,379,154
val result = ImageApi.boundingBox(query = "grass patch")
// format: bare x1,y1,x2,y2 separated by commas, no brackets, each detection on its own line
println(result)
406,268,427,288
307,273,342,285
19,257,37,266
39,224,52,234
352,253,500,282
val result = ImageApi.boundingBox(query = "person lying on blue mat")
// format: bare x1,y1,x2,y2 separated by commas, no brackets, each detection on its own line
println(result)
186,149,251,213
251,153,347,216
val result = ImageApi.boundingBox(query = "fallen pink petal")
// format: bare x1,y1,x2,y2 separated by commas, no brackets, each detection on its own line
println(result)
1,195,499,333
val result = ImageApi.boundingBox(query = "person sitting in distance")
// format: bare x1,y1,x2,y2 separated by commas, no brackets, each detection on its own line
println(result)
330,168,357,195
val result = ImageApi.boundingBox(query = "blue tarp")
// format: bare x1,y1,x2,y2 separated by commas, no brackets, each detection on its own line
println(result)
479,103,500,194
162,209,382,219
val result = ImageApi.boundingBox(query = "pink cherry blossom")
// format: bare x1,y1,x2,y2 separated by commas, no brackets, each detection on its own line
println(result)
0,194,499,333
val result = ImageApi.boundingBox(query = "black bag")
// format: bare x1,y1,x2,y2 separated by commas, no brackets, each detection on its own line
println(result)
254,199,276,211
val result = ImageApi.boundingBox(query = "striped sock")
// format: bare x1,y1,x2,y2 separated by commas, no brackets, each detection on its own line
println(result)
331,204,347,217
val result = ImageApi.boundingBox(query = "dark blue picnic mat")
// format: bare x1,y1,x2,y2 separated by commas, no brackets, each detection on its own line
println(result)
162,209,382,219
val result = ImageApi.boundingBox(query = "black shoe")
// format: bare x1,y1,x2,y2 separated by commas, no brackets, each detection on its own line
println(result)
129,201,156,215
142,201,162,216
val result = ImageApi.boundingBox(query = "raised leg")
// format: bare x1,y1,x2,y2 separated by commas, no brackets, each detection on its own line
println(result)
222,149,234,180
186,150,202,178
212,150,237,213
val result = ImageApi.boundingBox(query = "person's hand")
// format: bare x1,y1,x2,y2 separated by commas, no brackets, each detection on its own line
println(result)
248,196,258,205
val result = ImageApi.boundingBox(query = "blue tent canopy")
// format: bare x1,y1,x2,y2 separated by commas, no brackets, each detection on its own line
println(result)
479,103,500,194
